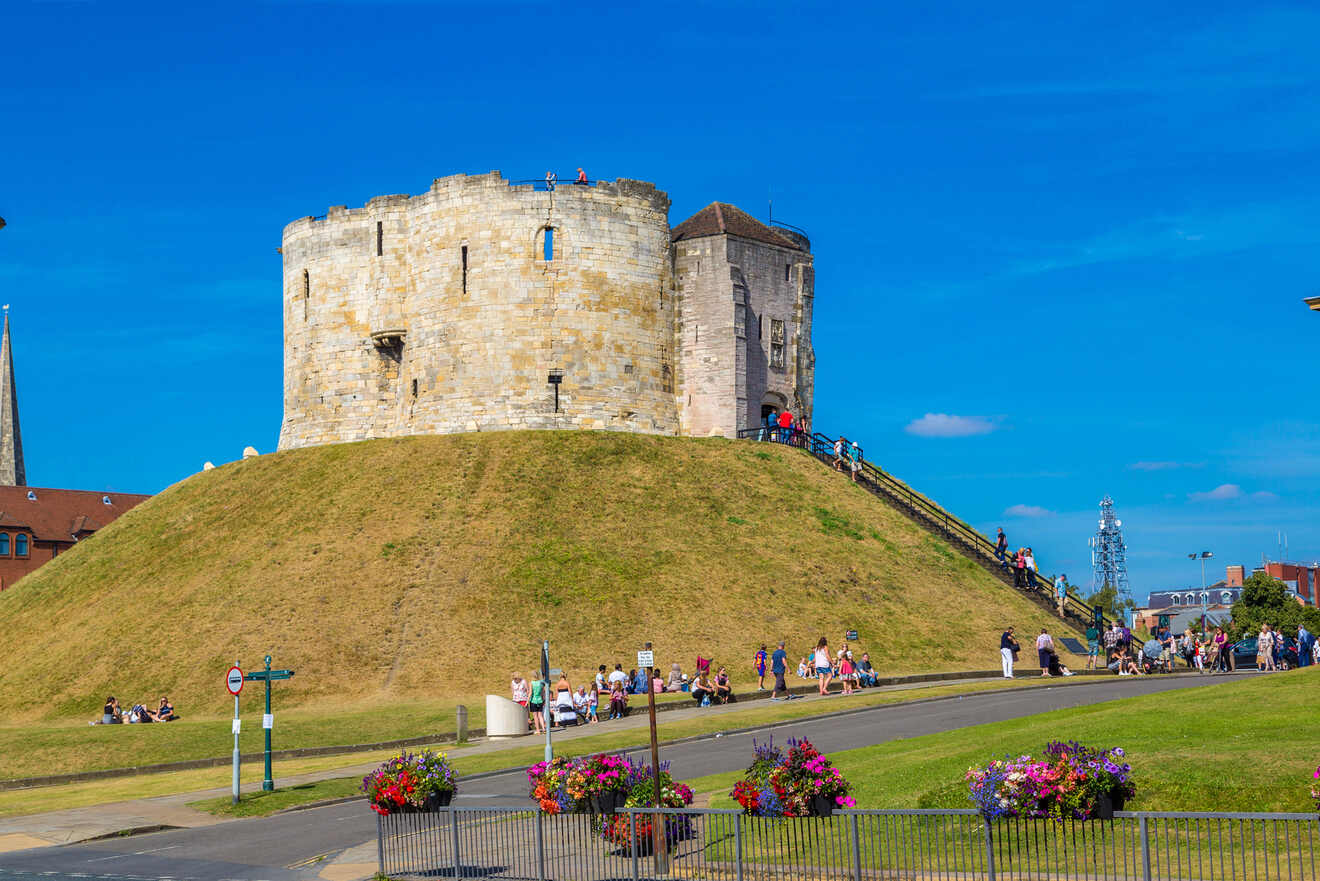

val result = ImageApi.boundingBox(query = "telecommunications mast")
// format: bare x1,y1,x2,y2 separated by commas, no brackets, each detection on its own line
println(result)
1089,495,1131,605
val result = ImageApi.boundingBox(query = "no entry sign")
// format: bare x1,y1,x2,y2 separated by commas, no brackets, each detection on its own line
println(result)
226,666,244,695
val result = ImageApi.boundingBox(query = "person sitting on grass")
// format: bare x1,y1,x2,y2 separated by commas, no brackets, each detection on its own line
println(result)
797,657,810,679
714,667,733,704
651,669,665,694
667,663,684,692
691,672,714,706
1046,651,1074,677
857,653,878,687
156,696,177,722
1107,648,1142,676
101,696,122,724
608,679,628,720
572,686,590,723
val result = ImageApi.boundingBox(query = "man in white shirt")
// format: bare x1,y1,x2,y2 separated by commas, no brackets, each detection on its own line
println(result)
607,664,629,687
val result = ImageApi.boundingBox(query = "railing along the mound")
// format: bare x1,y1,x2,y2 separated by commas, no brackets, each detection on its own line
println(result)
737,428,1116,631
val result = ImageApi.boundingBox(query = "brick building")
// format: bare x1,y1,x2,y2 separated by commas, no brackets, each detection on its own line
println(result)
0,487,150,590
1261,561,1318,605
0,312,150,589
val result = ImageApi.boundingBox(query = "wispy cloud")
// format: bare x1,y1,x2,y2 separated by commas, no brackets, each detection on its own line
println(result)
1188,484,1277,502
1129,461,1205,471
904,413,997,438
1004,504,1054,518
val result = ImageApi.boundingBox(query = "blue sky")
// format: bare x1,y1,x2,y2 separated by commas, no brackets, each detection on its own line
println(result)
3,1,1317,599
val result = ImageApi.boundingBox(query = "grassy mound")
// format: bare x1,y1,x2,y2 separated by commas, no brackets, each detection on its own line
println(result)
0,431,1083,722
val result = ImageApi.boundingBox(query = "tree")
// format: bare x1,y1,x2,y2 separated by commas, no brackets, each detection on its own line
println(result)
1086,582,1133,621
1230,572,1320,639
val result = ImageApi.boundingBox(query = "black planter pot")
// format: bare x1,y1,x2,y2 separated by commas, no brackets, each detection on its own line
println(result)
1093,791,1125,820
592,790,626,815
810,794,836,817
425,790,454,811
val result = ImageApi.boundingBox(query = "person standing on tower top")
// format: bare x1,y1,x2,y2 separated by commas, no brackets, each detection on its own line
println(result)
545,170,556,191
576,167,588,185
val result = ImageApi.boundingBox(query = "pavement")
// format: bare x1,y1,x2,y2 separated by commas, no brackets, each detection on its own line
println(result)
0,671,1250,880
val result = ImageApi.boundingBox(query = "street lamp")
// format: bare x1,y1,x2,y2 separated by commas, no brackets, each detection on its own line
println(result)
1188,551,1213,630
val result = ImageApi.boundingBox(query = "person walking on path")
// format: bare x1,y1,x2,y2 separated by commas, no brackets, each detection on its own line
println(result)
1036,628,1055,677
1000,627,1019,678
1013,549,1027,588
1054,574,1068,617
813,637,833,695
1299,625,1314,668
1257,625,1273,672
1085,621,1100,669
763,408,776,442
778,409,794,445
849,441,862,483
754,644,768,690
529,675,547,734
995,528,1008,570
1024,548,1038,589
770,641,789,700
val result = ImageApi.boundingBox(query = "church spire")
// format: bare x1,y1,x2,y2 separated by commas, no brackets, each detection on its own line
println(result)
0,307,26,486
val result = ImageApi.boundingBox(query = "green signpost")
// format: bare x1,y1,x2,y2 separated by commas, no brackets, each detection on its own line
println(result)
244,654,294,792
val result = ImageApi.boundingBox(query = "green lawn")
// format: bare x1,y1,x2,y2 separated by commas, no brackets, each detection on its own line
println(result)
693,669,1320,813
0,698,462,781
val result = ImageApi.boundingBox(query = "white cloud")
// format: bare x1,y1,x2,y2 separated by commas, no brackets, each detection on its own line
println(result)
1187,484,1280,502
904,413,997,438
1129,461,1204,471
1188,484,1243,501
1004,504,1055,518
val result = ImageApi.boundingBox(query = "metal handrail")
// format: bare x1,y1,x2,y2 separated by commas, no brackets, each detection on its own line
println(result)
739,426,1114,629
770,219,810,237
508,178,595,191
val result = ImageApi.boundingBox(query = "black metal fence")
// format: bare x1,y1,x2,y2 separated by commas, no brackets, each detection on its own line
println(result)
378,805,1319,880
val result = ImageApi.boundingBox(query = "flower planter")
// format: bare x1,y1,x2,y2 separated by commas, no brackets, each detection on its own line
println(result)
426,790,454,810
591,790,626,815
810,794,836,817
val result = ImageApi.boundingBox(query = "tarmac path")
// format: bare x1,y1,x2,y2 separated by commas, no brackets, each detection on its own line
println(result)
0,673,1241,881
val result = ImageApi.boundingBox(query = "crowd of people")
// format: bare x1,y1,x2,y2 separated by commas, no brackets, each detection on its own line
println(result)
999,618,1320,680
95,695,177,725
508,635,891,731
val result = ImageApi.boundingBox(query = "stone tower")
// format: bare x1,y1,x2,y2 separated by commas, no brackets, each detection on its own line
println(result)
671,203,814,436
278,172,814,449
0,310,25,486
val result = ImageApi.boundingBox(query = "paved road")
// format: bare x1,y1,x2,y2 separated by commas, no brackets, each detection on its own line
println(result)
0,674,1242,880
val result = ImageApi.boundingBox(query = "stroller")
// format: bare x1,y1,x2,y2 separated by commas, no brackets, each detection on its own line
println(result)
1140,639,1168,674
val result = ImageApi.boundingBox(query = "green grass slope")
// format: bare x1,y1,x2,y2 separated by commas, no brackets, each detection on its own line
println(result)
0,432,1083,721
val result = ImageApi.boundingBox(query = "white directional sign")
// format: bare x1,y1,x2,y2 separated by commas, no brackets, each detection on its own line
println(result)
637,650,654,669
263,714,274,730
226,666,244,696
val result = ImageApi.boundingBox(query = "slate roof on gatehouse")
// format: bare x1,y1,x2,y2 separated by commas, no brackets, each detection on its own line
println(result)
672,202,804,251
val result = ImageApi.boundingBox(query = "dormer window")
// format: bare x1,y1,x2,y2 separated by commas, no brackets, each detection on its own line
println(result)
102,496,112,506
25,490,35,501
1221,591,1232,604
1171,595,1181,605
0,534,9,556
